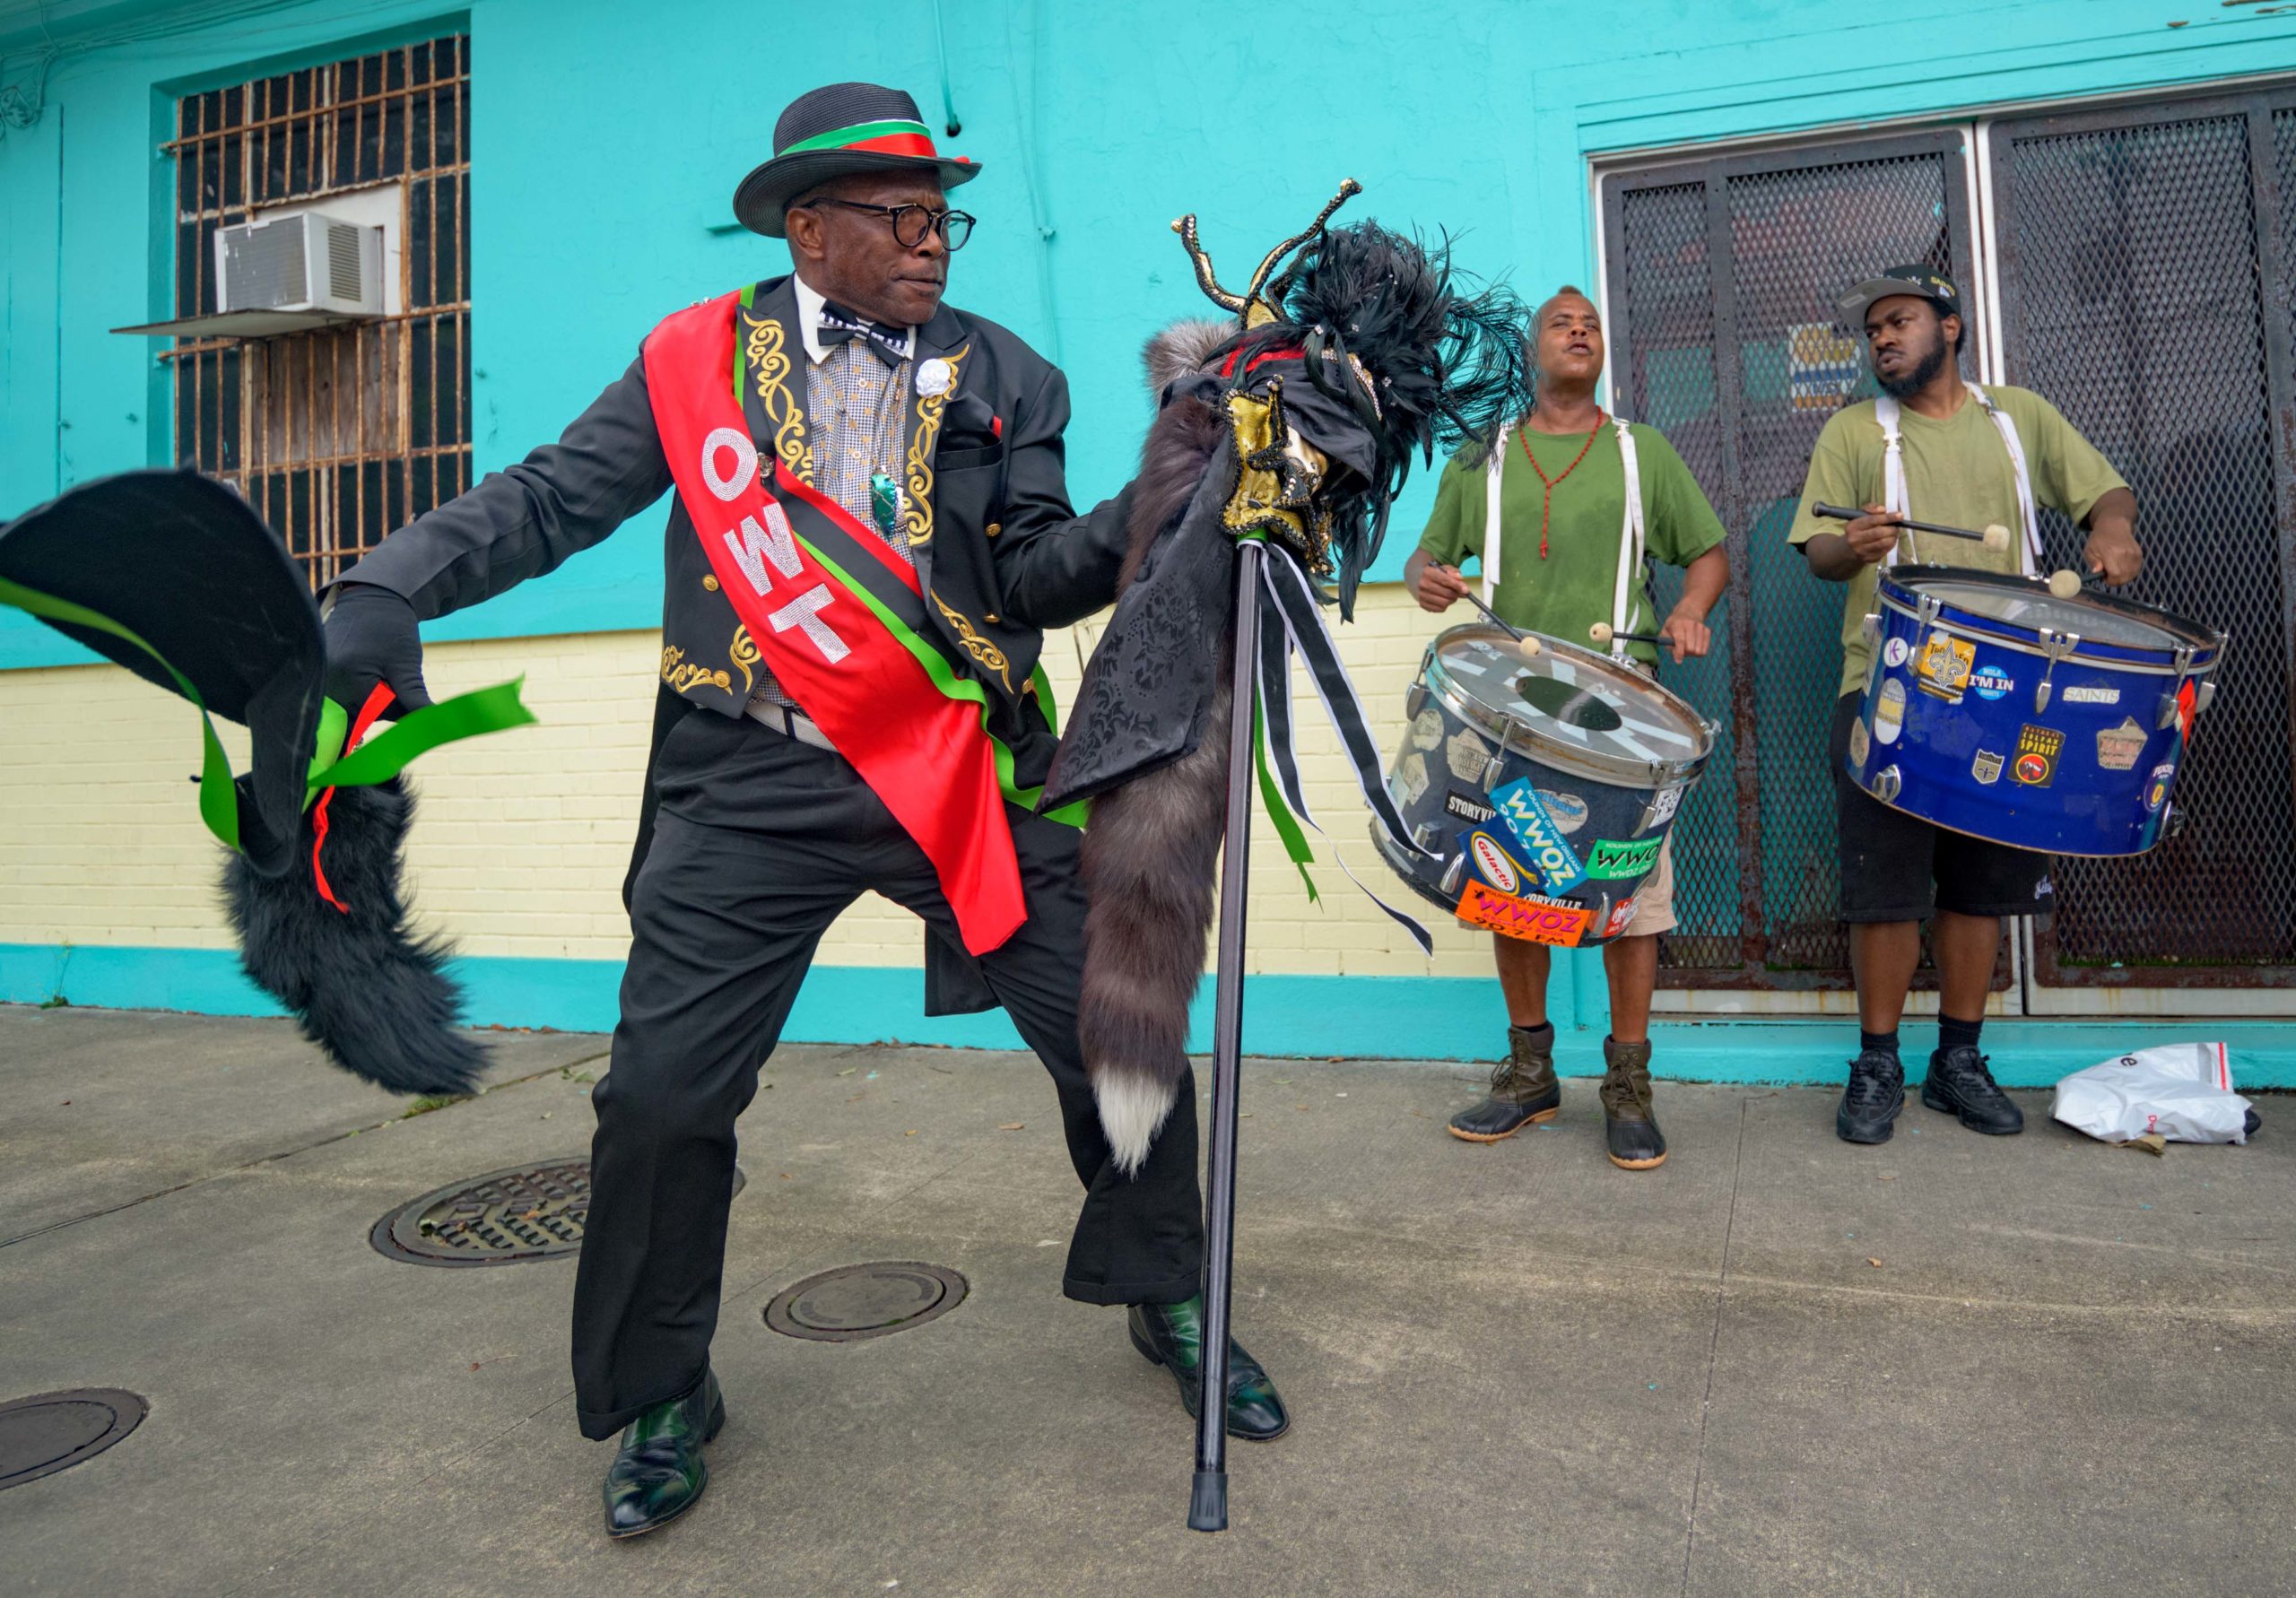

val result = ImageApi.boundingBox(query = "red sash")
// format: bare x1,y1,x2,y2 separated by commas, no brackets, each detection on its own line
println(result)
643,291,1026,956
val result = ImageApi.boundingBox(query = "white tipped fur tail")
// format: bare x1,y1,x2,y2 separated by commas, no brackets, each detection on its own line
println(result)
1094,1071,1181,1177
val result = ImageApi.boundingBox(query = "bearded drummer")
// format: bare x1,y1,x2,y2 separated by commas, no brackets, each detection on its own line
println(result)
1405,285,1729,1172
1790,265,2142,1146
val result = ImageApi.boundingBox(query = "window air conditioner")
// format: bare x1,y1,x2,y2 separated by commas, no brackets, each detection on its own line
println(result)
215,211,384,318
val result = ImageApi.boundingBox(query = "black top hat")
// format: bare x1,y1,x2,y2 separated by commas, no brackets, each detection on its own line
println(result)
734,82,980,239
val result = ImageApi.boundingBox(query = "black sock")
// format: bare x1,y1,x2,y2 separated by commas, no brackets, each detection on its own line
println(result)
1937,1014,1984,1055
1860,1029,1900,1056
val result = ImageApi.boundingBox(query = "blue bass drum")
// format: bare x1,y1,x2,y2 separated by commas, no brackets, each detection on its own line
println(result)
1848,566,2223,856
1374,623,1714,946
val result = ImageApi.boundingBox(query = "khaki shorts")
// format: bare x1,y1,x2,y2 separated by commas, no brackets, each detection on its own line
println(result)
1623,831,1676,937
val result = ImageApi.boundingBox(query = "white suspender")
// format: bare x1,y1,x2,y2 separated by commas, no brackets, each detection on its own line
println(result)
1482,423,1509,609
1874,383,2041,573
1483,416,1647,660
1609,415,1645,661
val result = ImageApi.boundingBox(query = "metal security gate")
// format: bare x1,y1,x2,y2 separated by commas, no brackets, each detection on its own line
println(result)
167,35,472,591
1601,132,1980,990
1989,88,2296,996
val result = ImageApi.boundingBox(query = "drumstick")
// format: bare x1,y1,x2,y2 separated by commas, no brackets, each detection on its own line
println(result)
1455,581,1544,657
1812,501,2011,552
2047,569,2092,600
1587,621,1665,647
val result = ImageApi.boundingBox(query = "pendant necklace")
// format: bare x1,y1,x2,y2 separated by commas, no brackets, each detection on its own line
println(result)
1519,406,1605,559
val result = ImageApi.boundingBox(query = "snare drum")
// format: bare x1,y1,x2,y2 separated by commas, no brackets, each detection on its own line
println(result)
1375,623,1715,946
1848,566,2223,855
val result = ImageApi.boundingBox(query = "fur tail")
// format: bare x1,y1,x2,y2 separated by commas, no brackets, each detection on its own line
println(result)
1077,669,1231,1176
222,780,487,1097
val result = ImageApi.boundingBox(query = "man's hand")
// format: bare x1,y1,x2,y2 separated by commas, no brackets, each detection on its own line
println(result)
2083,516,2142,586
1657,607,1711,664
1410,554,1471,614
322,584,432,720
1841,503,1906,566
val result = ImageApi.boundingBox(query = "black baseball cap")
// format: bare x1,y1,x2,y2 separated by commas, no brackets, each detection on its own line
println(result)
1837,265,1962,326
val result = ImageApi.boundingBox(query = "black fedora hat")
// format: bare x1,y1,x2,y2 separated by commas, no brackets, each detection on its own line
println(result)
734,81,979,239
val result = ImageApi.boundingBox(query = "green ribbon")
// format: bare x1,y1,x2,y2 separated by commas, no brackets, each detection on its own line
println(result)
0,575,535,855
1252,691,1319,903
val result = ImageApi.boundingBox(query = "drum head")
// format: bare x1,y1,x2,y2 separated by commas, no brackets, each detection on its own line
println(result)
1428,624,1710,784
1887,568,2218,659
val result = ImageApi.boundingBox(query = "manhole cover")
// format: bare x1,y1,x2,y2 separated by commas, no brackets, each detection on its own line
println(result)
370,1159,744,1266
0,1389,147,1491
763,1263,969,1342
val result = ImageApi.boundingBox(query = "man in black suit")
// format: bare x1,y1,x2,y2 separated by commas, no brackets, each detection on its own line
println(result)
322,82,1287,1538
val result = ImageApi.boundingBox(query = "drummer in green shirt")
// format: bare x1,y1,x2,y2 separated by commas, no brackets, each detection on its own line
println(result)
1405,284,1728,1173
1789,265,2141,1148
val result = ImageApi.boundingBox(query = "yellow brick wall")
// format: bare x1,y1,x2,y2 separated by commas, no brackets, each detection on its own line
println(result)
0,584,1502,979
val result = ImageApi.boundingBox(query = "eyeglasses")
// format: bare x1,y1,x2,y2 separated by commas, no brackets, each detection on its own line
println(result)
798,198,976,251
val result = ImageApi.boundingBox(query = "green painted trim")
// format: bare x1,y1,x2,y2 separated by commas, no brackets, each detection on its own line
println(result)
6,942,2295,1088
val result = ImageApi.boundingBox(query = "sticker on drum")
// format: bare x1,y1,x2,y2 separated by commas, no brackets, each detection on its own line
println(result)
2146,761,2175,812
1445,727,1492,784
2013,725,2064,787
1971,748,2005,785
1536,790,1589,836
1490,779,1588,894
1454,880,1592,946
1874,679,1906,745
1883,637,1909,670
1848,717,1870,771
1970,661,2013,701
1396,752,1430,804
1602,898,1640,938
1916,631,1974,699
2095,717,2145,772
2064,683,2121,706
1410,708,1445,751
1465,830,1520,895
1444,790,1497,825
1586,837,1661,880
1636,786,1683,836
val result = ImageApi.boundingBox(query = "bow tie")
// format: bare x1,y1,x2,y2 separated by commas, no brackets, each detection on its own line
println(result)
815,300,910,369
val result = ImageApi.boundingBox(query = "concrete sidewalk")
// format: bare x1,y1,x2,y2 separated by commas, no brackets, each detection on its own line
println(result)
2,1004,2290,1597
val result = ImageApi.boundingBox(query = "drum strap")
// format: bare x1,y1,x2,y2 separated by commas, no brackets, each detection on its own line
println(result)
1874,384,2043,571
1483,416,1648,663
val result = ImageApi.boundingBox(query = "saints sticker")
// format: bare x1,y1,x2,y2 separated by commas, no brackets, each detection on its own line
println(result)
2013,724,2065,787
2064,683,2121,707
1873,678,1906,745
1970,748,2005,786
1410,707,1445,751
1848,716,1871,771
1915,631,1975,699
1446,727,1493,785
2094,716,2145,772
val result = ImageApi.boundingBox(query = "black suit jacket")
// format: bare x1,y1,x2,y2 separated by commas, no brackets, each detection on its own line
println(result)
341,275,1131,1008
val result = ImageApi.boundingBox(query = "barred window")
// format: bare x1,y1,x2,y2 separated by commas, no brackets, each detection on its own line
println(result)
168,35,471,590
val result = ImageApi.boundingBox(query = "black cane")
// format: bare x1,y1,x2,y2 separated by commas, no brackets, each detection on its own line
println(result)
1188,536,1264,1533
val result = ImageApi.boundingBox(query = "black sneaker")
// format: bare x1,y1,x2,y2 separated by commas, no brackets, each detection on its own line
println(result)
1836,1048,1906,1144
1922,1045,2024,1134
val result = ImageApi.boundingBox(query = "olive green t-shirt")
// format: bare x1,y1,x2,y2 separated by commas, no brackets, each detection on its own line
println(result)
1416,421,1726,666
1787,386,2127,697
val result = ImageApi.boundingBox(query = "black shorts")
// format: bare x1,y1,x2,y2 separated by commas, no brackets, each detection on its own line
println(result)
1831,693,2054,924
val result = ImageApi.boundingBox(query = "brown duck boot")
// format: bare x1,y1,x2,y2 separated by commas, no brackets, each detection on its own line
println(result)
1599,1037,1667,1170
1448,1023,1561,1143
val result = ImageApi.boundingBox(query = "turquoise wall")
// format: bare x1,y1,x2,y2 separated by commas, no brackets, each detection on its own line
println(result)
6,0,2294,1075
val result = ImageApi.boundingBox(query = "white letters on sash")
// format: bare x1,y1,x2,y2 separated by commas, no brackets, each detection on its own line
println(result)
700,429,846,665
768,586,849,664
721,504,803,594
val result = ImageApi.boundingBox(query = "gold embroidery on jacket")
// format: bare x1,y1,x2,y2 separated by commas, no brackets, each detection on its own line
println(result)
727,626,759,693
902,342,972,547
660,644,731,694
934,591,1013,692
744,310,813,484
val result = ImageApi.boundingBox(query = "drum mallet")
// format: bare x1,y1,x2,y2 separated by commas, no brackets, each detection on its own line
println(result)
1587,621,1665,648
1458,585,1544,658
1812,501,2012,554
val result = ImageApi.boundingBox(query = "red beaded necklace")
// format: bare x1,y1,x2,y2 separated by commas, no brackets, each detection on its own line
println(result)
1518,406,1606,560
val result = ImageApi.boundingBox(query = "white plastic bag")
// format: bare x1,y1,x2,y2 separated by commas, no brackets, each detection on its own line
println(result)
2051,1042,2251,1146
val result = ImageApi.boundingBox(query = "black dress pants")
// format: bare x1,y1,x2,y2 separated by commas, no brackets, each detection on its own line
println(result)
572,710,1205,1439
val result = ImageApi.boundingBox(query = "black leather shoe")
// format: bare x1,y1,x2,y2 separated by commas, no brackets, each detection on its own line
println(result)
1837,1048,1906,1144
1922,1045,2024,1134
1599,1037,1666,1170
603,1368,725,1540
1127,1297,1289,1442
1448,1025,1561,1142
